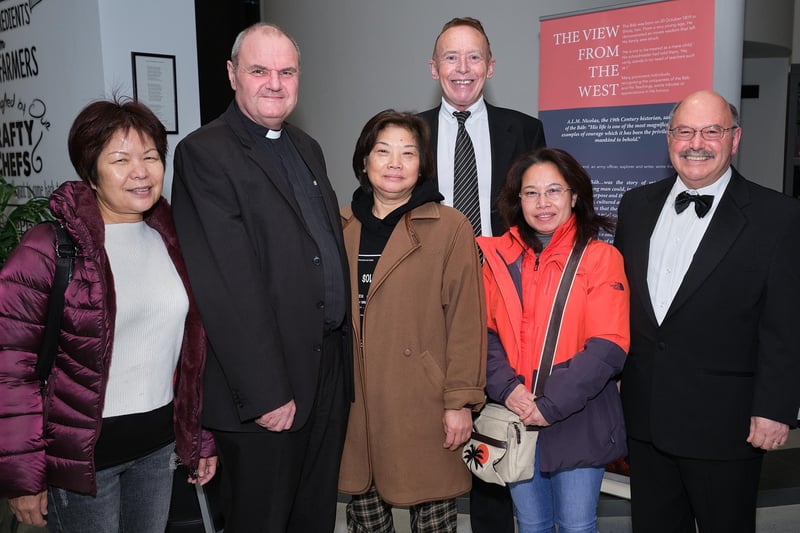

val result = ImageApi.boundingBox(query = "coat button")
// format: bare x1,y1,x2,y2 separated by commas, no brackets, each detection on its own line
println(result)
317,301,325,309
313,256,321,266
403,349,412,357
313,344,322,352
657,342,666,350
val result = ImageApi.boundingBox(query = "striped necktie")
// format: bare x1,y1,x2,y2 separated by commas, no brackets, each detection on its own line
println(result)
453,111,481,237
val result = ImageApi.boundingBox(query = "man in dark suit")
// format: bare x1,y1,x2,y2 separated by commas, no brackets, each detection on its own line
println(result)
419,17,546,238
171,23,351,532
615,90,800,533
419,17,545,533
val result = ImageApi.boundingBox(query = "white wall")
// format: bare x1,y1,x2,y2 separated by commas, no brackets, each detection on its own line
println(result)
739,57,790,190
0,0,105,196
261,0,746,205
97,0,200,200
0,0,198,202
794,0,800,62
744,0,793,52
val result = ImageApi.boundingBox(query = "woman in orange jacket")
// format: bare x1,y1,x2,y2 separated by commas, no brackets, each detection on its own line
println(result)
477,147,630,533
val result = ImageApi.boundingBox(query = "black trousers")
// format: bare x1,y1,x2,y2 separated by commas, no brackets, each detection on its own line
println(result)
469,477,515,533
213,333,349,533
628,437,763,533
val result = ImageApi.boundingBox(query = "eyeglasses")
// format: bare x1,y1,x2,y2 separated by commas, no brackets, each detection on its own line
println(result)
668,125,738,141
519,187,572,202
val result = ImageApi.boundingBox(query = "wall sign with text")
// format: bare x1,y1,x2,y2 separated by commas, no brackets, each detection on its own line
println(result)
539,0,715,223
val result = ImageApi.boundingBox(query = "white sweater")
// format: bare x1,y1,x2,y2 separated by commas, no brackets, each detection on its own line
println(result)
102,222,188,417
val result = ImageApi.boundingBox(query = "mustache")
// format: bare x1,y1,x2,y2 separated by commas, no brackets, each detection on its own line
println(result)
679,149,714,158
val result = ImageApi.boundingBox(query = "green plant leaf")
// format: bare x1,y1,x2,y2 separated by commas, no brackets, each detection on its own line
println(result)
0,175,54,265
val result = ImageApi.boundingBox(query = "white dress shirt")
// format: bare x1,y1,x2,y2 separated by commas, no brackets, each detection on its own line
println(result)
647,168,732,324
436,97,493,236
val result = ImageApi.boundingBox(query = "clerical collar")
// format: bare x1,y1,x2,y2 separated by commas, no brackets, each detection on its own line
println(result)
235,102,283,139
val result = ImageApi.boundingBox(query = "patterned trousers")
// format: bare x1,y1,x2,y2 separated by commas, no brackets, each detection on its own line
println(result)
346,485,457,533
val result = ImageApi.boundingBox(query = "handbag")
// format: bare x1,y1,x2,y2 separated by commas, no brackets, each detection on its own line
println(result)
462,239,587,486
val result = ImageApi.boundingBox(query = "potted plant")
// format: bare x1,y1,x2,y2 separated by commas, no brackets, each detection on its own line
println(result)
0,175,54,265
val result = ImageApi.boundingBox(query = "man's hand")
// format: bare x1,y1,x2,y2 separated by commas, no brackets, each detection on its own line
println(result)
747,416,789,451
255,399,296,431
9,491,48,527
443,407,473,450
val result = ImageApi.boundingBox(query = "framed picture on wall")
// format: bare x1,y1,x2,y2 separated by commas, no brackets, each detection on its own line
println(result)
132,52,178,134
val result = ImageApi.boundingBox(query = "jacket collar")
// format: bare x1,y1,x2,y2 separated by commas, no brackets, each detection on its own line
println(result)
49,180,174,256
481,215,578,266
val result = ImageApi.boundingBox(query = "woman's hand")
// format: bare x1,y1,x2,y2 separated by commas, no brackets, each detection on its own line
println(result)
504,383,536,421
443,407,473,450
9,491,48,527
521,400,550,427
188,456,218,486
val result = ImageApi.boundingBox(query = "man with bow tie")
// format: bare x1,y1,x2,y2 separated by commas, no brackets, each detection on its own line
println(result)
614,90,800,533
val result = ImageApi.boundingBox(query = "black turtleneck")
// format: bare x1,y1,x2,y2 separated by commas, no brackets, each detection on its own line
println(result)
351,180,443,321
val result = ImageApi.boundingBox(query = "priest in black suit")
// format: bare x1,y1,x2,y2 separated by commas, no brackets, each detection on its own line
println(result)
614,90,800,533
418,16,545,533
171,23,351,533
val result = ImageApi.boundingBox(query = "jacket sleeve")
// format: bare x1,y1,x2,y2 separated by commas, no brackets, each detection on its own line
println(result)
441,217,487,410
536,243,630,424
171,138,292,423
482,254,525,404
486,328,524,404
752,206,800,426
200,429,216,458
0,224,56,498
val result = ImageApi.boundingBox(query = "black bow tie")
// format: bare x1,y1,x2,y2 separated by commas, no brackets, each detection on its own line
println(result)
674,191,714,218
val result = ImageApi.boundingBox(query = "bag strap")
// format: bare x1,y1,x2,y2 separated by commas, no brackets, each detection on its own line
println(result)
35,222,75,392
532,239,588,398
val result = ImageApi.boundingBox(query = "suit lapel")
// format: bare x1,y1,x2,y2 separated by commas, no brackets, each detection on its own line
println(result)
486,103,514,205
629,178,673,326
368,205,442,303
424,107,440,157
285,124,347,251
665,172,748,319
225,106,304,219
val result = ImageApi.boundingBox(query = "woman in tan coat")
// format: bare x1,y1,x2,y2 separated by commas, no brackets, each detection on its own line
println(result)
338,110,486,532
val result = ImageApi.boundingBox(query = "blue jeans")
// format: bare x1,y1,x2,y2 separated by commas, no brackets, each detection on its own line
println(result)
47,442,174,533
509,441,604,533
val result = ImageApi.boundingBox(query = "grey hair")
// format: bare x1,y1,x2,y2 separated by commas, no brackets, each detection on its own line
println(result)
230,22,301,67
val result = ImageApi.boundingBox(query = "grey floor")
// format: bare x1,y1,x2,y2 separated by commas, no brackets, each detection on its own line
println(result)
334,429,800,532
334,501,800,532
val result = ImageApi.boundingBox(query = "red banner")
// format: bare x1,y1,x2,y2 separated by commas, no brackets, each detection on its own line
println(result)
540,0,714,111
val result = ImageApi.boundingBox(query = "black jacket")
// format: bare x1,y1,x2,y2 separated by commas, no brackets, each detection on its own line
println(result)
172,102,352,432
615,170,800,459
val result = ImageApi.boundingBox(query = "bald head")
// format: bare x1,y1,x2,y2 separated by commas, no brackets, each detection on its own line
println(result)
667,90,741,189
